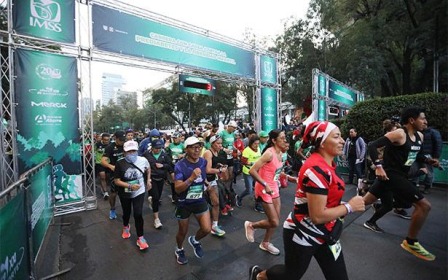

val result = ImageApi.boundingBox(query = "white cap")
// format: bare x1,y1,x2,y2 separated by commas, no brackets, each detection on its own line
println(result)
184,136,202,147
123,140,139,152
228,120,238,128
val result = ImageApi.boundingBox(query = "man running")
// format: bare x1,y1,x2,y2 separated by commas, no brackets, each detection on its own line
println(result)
363,107,436,261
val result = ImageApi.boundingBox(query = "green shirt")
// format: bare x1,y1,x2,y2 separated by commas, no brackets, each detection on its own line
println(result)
168,142,184,160
242,147,261,174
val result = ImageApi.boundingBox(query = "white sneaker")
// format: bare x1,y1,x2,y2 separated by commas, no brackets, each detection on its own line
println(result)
244,221,255,243
148,196,153,210
154,218,162,229
259,242,280,255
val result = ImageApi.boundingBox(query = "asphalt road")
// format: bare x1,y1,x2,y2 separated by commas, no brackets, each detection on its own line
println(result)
36,177,447,280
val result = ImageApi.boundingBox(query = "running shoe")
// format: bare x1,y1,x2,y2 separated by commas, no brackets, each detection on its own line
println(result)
235,195,242,207
244,221,255,243
188,236,204,258
103,191,109,200
363,221,384,233
249,265,263,280
122,225,131,239
211,225,226,237
226,204,234,211
401,240,435,261
221,207,229,216
254,206,265,214
136,236,149,250
175,248,188,265
154,218,163,229
109,209,117,220
394,209,411,220
259,242,280,255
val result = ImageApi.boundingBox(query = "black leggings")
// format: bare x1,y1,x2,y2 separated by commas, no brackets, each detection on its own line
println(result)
149,179,165,213
266,229,348,280
119,192,145,237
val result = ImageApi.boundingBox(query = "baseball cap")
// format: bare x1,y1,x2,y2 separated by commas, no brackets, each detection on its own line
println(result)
172,132,181,138
123,140,139,152
259,131,269,138
228,120,238,128
210,135,221,144
151,139,164,149
184,136,203,147
114,130,126,141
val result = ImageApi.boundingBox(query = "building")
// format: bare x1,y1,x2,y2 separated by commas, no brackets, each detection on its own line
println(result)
101,73,126,106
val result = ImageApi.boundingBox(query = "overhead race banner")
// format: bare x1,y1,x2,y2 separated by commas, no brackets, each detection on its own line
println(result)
328,80,357,107
260,55,277,84
0,191,30,280
92,4,255,79
13,0,76,43
179,74,216,96
30,163,53,261
14,49,83,204
317,74,327,121
260,87,278,132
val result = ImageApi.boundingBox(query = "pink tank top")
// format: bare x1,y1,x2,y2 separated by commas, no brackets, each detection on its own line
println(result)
258,147,284,188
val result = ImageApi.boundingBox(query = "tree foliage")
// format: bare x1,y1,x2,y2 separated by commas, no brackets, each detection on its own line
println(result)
276,0,447,102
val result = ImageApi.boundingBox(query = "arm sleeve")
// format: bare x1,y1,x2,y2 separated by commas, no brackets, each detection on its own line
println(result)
368,136,392,164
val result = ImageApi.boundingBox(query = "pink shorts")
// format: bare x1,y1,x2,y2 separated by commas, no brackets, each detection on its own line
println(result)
254,182,280,204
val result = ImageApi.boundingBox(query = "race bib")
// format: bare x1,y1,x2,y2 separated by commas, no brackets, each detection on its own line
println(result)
329,240,342,261
404,151,418,166
186,185,203,200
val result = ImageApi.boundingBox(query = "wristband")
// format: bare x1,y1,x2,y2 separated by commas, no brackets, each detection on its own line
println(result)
375,164,382,169
261,181,267,188
343,202,353,214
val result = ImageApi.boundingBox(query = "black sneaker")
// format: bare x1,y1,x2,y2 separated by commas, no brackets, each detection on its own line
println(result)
188,236,204,258
394,209,411,220
249,265,263,280
235,195,242,207
363,221,384,233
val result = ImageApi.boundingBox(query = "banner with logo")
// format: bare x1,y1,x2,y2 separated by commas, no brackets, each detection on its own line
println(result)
13,0,75,43
260,87,278,132
260,55,277,84
328,80,357,107
317,74,327,121
0,191,30,280
15,49,83,204
30,163,53,260
92,4,255,79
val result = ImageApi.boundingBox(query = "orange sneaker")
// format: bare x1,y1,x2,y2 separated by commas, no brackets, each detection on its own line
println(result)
122,225,130,239
136,236,149,250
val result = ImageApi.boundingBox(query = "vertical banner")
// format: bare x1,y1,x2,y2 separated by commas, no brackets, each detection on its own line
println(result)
318,74,327,121
15,49,83,204
260,87,278,132
30,164,53,261
260,55,277,84
13,0,76,43
0,191,30,280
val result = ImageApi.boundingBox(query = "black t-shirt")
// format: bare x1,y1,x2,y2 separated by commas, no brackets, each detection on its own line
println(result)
103,142,124,173
348,137,357,159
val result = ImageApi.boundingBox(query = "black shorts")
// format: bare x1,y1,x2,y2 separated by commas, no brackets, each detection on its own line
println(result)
369,170,423,204
175,201,209,220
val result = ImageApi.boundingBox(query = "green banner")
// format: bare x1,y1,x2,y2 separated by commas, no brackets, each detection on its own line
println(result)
260,55,277,84
13,0,75,43
328,80,357,107
30,164,53,260
92,4,255,79
179,74,216,96
0,191,30,280
261,87,278,132
318,74,326,121
434,142,448,184
14,49,83,204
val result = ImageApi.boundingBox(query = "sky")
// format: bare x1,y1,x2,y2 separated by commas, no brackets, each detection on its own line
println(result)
91,0,311,102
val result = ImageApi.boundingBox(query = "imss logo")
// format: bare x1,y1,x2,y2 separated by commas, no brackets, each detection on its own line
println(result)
29,0,62,32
